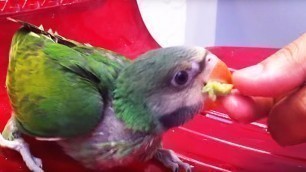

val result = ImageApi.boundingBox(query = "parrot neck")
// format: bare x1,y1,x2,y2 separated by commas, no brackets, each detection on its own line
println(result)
113,89,157,134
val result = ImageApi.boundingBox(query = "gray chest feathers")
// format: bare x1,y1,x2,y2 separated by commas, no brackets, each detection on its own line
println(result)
58,106,162,170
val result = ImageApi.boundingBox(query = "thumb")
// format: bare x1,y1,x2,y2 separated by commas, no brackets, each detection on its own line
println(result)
268,86,306,146
233,33,306,97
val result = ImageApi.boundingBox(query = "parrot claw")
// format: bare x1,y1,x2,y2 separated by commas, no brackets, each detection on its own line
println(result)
33,157,43,168
0,134,44,172
154,148,193,172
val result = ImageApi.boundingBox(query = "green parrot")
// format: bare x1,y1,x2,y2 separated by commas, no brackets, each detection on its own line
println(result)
0,19,232,172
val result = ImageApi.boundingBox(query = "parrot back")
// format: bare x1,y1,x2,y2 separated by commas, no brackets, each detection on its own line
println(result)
6,22,128,138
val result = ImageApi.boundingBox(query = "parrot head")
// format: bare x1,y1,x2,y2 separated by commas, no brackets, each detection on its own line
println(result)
114,47,231,133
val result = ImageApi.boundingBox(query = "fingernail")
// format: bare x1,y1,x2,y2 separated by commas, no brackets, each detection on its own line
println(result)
235,64,264,77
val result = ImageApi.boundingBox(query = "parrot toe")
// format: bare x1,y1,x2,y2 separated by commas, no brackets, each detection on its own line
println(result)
154,148,193,172
0,134,44,172
33,157,43,168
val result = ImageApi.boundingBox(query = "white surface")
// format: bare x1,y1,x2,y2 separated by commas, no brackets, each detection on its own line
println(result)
137,0,187,47
184,0,218,46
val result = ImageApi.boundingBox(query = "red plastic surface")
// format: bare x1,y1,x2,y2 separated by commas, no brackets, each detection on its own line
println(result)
1,0,306,172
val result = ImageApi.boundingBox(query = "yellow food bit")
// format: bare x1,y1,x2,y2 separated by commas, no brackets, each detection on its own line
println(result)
202,81,233,101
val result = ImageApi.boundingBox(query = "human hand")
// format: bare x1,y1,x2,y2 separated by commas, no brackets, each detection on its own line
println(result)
221,33,306,146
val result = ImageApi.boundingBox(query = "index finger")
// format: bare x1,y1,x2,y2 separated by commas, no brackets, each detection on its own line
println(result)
233,33,306,97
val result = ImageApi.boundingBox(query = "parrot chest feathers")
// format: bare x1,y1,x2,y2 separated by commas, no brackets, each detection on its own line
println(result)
58,105,162,169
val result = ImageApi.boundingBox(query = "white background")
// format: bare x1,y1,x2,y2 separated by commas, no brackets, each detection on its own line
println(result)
137,0,306,48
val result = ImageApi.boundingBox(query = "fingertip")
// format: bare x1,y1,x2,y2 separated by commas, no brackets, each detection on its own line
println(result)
232,64,281,97
221,93,259,123
232,65,263,96
221,91,273,123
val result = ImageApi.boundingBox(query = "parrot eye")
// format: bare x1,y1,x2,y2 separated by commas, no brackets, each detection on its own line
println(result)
172,70,190,87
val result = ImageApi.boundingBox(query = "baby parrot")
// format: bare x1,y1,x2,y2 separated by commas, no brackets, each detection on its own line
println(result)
0,19,232,172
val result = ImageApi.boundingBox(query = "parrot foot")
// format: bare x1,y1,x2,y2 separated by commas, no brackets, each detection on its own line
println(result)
154,148,193,172
0,134,44,172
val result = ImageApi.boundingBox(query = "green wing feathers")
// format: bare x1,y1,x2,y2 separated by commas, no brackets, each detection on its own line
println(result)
6,25,128,138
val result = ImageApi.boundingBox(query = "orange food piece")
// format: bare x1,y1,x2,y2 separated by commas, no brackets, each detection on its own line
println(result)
203,59,233,110
209,59,232,84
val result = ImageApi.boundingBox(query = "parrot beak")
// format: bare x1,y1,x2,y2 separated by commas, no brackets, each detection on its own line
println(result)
207,57,232,84
202,51,232,85
202,52,233,110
